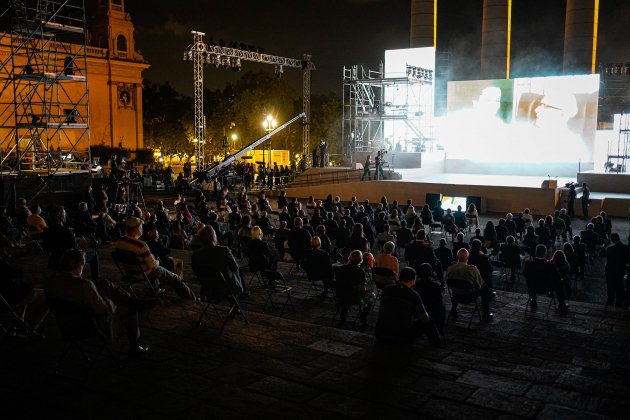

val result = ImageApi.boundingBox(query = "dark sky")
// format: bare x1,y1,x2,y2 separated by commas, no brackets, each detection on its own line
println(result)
121,0,629,97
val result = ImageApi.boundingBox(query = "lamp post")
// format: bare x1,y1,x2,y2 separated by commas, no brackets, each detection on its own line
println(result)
262,115,276,172
231,133,238,152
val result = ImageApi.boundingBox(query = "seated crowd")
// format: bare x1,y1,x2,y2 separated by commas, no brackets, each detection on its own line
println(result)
1,185,628,353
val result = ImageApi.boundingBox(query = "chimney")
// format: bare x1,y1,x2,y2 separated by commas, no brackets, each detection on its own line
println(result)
410,0,436,48
563,0,599,74
480,0,511,80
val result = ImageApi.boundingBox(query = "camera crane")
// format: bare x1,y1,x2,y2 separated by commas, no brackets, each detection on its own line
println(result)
183,31,315,171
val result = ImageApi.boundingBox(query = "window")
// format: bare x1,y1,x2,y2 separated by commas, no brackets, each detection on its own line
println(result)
116,35,127,52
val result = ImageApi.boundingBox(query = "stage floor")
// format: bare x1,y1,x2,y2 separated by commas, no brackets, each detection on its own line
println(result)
396,169,575,189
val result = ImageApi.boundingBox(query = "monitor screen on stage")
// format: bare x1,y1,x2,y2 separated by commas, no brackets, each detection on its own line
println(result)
440,195,467,211
443,74,599,165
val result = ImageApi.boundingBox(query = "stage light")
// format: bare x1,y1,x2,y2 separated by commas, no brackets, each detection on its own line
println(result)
220,55,230,68
231,58,242,72
275,65,283,79
213,54,221,68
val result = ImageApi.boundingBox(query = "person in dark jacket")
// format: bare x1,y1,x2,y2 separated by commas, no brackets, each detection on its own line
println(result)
248,226,277,273
376,267,442,347
600,233,628,308
468,239,493,292
413,263,446,334
334,250,374,324
499,236,522,280
522,244,568,312
302,236,334,297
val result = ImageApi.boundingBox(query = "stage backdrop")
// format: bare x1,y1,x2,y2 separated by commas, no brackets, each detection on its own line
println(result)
442,75,599,176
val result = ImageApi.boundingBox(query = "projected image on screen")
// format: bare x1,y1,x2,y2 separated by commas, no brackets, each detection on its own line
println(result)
440,196,467,211
444,75,599,165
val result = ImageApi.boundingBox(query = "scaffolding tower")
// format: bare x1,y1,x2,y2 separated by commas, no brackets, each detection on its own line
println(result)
606,113,630,173
342,63,434,156
0,0,91,179
598,62,630,127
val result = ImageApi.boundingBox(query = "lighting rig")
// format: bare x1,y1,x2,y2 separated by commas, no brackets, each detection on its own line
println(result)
406,64,434,84
184,31,315,171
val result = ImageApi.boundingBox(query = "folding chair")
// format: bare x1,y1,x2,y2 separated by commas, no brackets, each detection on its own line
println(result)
371,266,397,300
260,270,295,317
446,278,482,328
490,260,508,288
23,224,46,254
0,291,47,338
236,236,251,264
46,298,119,382
110,249,162,301
524,284,557,319
196,272,248,332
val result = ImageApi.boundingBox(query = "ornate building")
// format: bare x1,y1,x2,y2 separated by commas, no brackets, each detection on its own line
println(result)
0,0,149,160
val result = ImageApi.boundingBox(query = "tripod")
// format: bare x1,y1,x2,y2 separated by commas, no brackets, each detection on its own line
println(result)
113,177,146,217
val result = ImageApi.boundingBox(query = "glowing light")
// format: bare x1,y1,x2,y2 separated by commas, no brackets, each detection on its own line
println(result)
592,0,599,74
231,133,238,141
506,0,512,79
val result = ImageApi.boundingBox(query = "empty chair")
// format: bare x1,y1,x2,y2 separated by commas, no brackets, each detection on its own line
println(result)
260,270,295,317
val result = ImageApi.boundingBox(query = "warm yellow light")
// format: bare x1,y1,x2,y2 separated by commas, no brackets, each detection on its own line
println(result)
231,133,238,141
506,0,512,79
592,0,599,74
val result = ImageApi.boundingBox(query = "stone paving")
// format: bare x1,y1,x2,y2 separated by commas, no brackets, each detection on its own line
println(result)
2,232,630,419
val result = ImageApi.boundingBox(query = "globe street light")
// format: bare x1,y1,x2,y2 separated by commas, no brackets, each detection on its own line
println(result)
231,133,238,151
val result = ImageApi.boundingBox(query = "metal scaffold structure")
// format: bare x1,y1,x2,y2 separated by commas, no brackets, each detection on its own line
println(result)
599,62,630,127
183,31,314,171
342,62,434,155
606,113,630,173
0,0,91,181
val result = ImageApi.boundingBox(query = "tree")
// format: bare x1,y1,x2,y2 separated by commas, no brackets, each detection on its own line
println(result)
143,81,194,159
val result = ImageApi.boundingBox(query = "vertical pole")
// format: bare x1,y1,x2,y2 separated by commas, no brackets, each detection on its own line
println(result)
191,31,206,171
302,54,311,166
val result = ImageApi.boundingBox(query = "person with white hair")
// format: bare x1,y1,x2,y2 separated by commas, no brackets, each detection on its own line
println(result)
374,241,399,276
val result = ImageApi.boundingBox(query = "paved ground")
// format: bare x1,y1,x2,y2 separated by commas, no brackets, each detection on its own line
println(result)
2,191,630,419
3,229,630,419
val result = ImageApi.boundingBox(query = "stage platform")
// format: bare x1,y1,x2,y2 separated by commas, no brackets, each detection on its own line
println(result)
284,169,630,218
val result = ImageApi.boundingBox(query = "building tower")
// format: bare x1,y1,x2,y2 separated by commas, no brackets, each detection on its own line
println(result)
410,0,436,48
563,0,599,75
480,0,511,80
88,0,149,150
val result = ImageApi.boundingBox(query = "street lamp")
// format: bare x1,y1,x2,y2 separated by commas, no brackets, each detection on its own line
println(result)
262,115,276,171
231,133,238,151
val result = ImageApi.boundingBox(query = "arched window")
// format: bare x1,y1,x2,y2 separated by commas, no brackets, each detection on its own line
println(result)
116,35,127,52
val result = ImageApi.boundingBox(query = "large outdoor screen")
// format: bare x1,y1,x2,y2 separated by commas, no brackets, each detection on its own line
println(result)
443,75,599,165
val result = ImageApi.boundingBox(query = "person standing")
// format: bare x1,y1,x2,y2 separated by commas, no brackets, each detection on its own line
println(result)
581,182,590,221
319,139,328,168
567,184,577,219
374,151,384,180
600,233,628,308
361,155,371,181
312,148,319,168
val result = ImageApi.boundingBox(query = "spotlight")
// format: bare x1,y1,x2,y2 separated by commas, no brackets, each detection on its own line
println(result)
275,65,283,79
231,58,241,72
213,54,221,68
299,118,309,126
220,55,230,69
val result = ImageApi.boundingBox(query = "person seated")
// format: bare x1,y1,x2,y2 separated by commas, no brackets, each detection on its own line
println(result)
414,263,446,335
26,205,48,234
115,217,195,300
468,239,494,293
544,215,558,247
43,206,100,282
405,229,437,269
580,223,601,255
451,232,470,260
44,248,150,356
522,244,568,312
248,226,277,274
376,223,396,249
191,226,244,296
465,204,479,231
387,209,401,232
73,201,98,242
334,250,374,325
504,213,517,238
14,198,31,228
443,208,458,237
446,248,493,321
434,238,453,274
420,204,434,226
522,225,538,257
375,267,442,347
169,220,190,250
552,211,566,241
374,241,399,276
482,221,497,249
522,208,533,228
207,211,234,248
396,220,414,251
470,228,484,244
145,227,178,272
404,205,416,227
287,216,312,263
315,224,333,253
495,219,509,244
237,215,253,239
499,236,522,280
374,212,388,234
96,206,120,242
514,212,526,238
432,201,445,223
534,219,552,250
302,236,334,297
323,212,338,242
453,205,467,231
572,235,587,278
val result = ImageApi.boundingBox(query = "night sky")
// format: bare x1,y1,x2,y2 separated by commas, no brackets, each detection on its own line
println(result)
121,0,630,97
